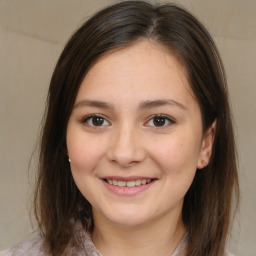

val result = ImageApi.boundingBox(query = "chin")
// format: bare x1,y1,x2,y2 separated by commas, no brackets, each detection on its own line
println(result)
98,206,152,227
108,215,148,227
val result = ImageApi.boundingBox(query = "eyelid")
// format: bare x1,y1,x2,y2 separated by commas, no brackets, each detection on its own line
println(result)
81,114,111,127
144,114,175,128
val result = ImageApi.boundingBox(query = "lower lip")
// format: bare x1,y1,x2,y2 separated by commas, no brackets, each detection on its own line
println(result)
102,180,156,196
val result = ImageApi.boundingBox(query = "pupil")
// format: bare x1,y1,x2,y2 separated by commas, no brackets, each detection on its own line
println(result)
153,117,165,126
92,117,104,126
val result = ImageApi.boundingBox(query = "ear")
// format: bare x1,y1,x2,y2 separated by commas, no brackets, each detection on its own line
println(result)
197,120,217,169
66,150,71,162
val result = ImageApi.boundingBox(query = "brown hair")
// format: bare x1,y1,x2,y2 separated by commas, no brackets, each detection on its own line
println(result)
34,1,239,255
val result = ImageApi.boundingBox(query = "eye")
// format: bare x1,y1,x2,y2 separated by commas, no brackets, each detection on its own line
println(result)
82,115,110,127
146,115,174,128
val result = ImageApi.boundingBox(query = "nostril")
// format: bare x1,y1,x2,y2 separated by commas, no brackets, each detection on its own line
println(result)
109,158,141,168
106,133,146,166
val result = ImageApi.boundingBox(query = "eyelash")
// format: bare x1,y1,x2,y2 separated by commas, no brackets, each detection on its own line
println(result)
81,114,175,128
81,114,110,127
145,114,175,128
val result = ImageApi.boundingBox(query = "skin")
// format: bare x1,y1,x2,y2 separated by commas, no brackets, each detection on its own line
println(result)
66,40,215,256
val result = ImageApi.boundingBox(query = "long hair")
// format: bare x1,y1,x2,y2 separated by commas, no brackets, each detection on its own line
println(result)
34,1,239,255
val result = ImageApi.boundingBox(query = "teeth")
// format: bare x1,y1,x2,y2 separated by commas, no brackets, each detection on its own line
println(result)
117,181,126,187
135,180,141,186
106,179,152,187
107,179,113,185
127,181,136,187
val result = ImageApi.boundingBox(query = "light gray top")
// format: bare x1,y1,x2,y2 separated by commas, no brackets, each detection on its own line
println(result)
0,223,233,256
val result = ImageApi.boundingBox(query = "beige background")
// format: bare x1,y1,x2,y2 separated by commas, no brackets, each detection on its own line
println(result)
0,0,255,255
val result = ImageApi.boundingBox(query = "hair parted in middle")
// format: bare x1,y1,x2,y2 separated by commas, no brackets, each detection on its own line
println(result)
34,1,239,255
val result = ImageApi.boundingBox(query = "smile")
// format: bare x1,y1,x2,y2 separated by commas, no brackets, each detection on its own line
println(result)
105,179,152,187
102,177,157,196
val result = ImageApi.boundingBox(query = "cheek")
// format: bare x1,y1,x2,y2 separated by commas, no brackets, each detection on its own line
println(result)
152,134,201,173
152,135,201,204
67,134,107,204
67,131,106,173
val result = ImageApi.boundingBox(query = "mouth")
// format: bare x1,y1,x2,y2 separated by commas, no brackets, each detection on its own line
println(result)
103,178,154,187
101,176,157,196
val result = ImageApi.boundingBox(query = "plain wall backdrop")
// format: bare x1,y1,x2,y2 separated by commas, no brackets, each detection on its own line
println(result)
1,0,255,255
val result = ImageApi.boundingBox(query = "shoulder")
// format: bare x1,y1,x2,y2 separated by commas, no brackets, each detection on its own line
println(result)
0,238,49,256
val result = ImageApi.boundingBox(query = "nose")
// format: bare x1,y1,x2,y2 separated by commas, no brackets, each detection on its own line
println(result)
107,124,146,168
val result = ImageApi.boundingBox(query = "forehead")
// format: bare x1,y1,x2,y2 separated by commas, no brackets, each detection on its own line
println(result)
76,40,194,105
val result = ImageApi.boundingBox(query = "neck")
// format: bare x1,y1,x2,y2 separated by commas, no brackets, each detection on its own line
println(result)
92,211,186,256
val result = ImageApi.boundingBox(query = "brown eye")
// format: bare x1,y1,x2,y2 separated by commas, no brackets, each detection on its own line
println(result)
82,115,110,127
153,117,166,127
92,116,104,126
146,115,174,128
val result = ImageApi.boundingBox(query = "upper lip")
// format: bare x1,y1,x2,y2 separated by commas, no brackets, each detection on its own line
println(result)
101,176,157,181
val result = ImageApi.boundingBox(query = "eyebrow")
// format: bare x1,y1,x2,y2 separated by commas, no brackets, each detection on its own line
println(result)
73,99,113,110
73,99,187,111
138,99,187,110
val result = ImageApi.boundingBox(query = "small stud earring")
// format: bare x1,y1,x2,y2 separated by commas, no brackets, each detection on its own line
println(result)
68,158,71,163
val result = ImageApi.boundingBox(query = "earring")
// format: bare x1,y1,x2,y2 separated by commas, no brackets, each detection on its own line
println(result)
68,158,71,163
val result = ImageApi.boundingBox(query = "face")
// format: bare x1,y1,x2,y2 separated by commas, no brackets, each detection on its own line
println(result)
66,40,214,229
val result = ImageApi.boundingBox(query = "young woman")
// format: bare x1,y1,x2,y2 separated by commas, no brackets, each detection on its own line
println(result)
1,1,239,255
